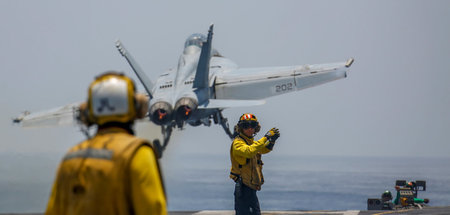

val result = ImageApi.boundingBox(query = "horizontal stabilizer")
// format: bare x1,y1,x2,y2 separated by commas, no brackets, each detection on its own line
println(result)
198,99,265,109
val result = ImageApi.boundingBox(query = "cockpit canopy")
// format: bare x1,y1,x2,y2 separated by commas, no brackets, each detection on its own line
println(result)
184,33,206,48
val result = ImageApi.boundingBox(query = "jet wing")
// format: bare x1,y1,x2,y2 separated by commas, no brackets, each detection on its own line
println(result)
214,58,353,100
13,103,81,128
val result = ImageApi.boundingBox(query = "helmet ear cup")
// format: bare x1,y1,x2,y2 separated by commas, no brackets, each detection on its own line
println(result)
135,93,149,119
77,102,94,126
237,120,245,130
255,123,261,133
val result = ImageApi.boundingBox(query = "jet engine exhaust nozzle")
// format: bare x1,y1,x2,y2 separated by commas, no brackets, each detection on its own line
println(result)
149,101,173,125
174,97,198,122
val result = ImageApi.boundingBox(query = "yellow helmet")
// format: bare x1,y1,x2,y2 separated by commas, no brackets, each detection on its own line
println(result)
238,113,261,133
84,71,147,126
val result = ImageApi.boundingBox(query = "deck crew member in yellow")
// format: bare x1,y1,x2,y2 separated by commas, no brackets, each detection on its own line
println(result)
45,72,166,215
230,113,280,215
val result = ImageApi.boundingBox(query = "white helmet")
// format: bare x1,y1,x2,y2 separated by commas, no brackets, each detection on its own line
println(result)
83,71,148,126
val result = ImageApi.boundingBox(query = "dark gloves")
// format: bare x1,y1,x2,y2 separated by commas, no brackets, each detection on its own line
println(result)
264,127,280,143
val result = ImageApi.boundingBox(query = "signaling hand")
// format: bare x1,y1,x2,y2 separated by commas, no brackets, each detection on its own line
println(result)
264,127,280,142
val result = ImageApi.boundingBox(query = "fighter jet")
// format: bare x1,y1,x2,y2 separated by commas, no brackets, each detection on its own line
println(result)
13,24,354,152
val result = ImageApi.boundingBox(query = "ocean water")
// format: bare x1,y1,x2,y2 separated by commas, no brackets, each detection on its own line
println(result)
1,153,450,213
162,154,450,211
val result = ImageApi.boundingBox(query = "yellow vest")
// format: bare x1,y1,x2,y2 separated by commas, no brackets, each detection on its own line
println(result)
229,134,271,191
45,127,165,215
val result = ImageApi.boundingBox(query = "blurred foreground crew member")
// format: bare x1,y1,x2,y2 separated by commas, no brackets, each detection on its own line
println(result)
45,72,167,215
230,113,280,215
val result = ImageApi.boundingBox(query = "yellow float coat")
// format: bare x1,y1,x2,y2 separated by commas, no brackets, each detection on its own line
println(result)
230,134,272,191
45,127,166,215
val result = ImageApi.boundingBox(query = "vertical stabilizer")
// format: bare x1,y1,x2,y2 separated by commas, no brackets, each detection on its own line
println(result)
193,24,214,91
116,40,154,99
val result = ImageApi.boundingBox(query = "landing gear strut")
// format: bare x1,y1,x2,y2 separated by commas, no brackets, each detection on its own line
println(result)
161,125,173,151
215,110,235,139
154,110,235,158
152,125,173,159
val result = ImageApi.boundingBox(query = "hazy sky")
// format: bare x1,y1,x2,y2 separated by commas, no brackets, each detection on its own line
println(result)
2,0,449,156
1,0,450,211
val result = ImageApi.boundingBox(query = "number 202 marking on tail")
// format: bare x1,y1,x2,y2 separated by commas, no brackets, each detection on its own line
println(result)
275,83,294,93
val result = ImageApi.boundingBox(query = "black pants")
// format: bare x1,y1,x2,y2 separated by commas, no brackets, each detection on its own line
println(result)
234,180,261,215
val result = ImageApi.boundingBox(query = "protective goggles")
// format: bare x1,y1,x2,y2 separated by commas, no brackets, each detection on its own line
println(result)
241,121,258,129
